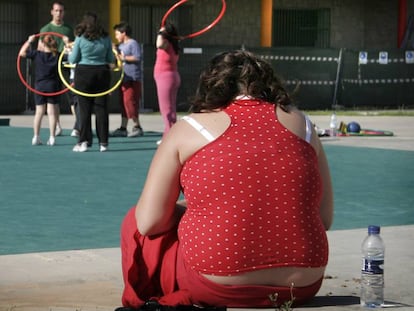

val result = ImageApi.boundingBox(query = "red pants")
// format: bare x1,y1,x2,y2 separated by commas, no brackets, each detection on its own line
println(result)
120,207,323,308
120,81,141,119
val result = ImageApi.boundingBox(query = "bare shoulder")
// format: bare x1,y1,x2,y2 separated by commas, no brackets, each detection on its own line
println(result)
278,105,305,120
163,112,230,163
276,105,307,133
277,105,321,154
161,118,192,146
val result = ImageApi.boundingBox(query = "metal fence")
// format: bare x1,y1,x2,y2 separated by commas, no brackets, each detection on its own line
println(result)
143,45,414,112
2,44,414,115
340,48,414,109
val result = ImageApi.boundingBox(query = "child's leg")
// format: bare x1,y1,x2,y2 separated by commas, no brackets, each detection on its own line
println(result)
33,104,46,137
47,103,57,137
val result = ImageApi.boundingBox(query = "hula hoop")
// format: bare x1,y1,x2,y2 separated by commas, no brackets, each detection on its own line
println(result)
112,47,123,71
57,48,124,97
16,32,70,96
161,0,226,40
62,48,122,69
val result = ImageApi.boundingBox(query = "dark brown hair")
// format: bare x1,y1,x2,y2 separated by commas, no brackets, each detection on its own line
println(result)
114,21,132,36
160,22,180,55
75,11,108,40
189,50,291,112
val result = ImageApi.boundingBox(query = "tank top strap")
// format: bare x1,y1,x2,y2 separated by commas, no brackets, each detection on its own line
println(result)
304,115,313,143
182,116,215,142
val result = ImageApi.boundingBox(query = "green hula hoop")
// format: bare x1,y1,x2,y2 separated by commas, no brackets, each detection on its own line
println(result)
58,49,124,97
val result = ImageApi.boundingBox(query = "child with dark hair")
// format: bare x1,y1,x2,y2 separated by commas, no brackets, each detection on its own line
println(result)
111,21,144,138
153,22,181,145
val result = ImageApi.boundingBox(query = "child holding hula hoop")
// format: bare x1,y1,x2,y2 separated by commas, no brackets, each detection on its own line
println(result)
39,1,75,136
19,34,64,146
111,21,144,138
153,22,181,145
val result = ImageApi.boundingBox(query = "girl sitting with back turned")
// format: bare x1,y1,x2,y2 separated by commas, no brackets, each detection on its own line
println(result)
118,50,334,309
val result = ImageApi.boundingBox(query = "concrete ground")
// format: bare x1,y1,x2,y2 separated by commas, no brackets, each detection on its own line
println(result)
1,113,413,311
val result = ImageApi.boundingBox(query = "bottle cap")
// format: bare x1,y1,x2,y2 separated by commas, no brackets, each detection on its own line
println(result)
368,225,380,234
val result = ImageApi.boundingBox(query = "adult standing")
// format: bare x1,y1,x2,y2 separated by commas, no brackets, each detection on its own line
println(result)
68,11,114,152
153,22,181,144
39,1,74,136
111,21,144,138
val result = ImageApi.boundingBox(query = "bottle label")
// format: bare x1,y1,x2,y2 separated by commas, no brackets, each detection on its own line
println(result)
362,259,384,274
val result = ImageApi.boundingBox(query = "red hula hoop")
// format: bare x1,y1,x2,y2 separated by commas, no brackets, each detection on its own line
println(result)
161,0,226,40
17,32,69,97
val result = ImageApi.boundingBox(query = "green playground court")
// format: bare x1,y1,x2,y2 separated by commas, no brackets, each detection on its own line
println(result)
1,119,413,255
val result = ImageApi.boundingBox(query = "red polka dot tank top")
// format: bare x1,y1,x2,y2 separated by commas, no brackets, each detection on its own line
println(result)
179,99,328,276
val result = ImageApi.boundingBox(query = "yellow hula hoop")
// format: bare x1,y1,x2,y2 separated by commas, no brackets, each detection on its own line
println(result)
63,52,122,70
58,48,124,97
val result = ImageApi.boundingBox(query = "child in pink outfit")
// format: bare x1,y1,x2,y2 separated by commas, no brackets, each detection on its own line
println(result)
153,23,181,142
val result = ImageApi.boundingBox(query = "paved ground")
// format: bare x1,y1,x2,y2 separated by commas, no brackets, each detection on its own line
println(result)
1,113,413,311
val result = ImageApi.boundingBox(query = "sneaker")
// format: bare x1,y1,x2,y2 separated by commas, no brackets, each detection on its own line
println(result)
47,136,55,146
32,136,42,145
73,141,88,152
71,129,80,137
127,126,144,137
55,125,62,136
100,144,108,152
110,127,127,137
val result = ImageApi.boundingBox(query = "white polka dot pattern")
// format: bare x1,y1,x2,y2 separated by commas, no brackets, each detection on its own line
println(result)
178,100,328,276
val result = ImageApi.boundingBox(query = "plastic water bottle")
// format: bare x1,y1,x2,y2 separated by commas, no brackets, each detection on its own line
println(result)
360,225,385,308
329,112,338,137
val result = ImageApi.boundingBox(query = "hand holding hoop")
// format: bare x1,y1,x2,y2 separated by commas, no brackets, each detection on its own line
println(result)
16,32,70,96
161,0,226,40
57,48,124,97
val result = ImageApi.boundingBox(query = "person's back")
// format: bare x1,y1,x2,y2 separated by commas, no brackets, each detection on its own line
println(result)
27,50,59,91
19,34,60,146
70,35,112,65
69,11,113,66
154,44,179,73
119,50,334,309
68,11,114,153
179,98,328,278
153,22,181,140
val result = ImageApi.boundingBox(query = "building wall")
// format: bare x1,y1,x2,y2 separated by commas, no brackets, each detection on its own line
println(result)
30,0,414,49
191,0,261,46
275,0,404,50
2,0,414,114
363,0,398,49
121,0,413,49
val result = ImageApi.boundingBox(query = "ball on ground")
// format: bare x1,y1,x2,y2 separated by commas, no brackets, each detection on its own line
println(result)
347,121,361,133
